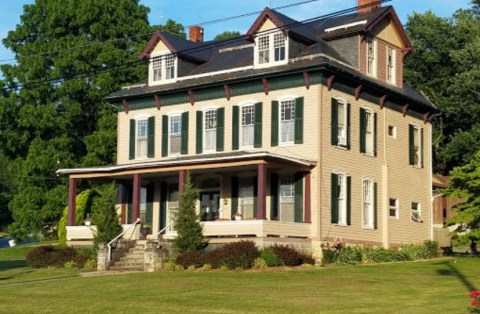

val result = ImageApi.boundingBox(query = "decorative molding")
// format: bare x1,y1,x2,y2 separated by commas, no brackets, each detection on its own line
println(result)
262,78,269,95
327,75,335,91
355,85,363,100
122,99,129,114
154,95,161,110
303,72,310,90
402,103,409,117
423,112,431,124
380,94,387,109
188,90,195,105
224,84,231,101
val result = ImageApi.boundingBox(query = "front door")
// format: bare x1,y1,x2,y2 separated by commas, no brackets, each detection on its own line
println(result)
200,191,220,221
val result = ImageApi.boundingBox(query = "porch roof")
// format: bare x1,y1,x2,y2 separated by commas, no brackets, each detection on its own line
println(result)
56,151,316,179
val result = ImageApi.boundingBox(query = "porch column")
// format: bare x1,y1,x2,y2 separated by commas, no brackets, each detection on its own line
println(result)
179,170,186,193
67,177,77,226
132,173,141,222
256,163,266,219
118,183,127,224
304,172,311,223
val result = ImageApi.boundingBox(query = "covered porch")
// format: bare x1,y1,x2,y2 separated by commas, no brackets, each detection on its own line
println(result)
58,152,316,244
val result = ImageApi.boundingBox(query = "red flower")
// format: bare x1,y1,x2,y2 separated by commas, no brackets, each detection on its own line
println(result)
470,291,480,299
472,300,479,307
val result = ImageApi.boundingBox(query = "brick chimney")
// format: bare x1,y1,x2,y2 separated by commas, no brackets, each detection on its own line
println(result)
189,26,204,43
357,0,381,14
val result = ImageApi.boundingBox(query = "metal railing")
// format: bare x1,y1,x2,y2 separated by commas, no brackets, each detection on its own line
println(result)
107,218,140,262
156,223,170,238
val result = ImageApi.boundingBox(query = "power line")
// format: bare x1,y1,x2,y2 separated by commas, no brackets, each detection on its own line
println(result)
1,0,391,92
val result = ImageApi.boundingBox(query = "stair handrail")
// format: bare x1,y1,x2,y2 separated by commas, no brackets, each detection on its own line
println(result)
156,223,170,238
108,218,141,262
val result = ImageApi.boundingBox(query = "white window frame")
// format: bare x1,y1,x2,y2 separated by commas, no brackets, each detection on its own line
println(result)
386,46,396,85
336,173,348,226
136,118,149,159
366,38,376,77
364,109,375,155
254,30,288,68
203,108,218,152
389,198,399,219
412,125,422,168
149,52,177,86
362,179,375,229
169,114,182,155
411,202,423,222
279,98,295,145
336,99,348,147
388,125,396,138
240,104,255,148
279,175,295,222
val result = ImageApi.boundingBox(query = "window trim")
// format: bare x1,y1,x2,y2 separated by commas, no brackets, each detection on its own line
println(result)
386,46,396,85
366,37,377,78
332,172,350,226
279,98,296,146
149,52,178,86
360,108,376,156
332,97,350,149
411,202,423,222
254,30,288,69
240,103,255,149
388,125,396,138
132,114,154,160
409,124,423,168
389,198,399,219
168,113,182,156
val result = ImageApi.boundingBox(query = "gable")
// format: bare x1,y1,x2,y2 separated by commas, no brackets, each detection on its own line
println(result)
152,40,170,54
373,19,404,49
258,18,277,33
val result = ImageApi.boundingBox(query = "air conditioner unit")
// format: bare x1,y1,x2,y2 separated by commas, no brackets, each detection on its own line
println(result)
411,211,423,222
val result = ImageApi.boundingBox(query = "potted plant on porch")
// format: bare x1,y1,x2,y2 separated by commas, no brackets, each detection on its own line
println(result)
140,224,152,238
233,212,243,221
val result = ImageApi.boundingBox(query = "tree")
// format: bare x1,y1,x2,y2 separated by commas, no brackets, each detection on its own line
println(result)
152,19,187,39
444,151,480,247
404,2,480,173
173,173,207,253
91,183,121,247
214,31,241,40
1,0,151,240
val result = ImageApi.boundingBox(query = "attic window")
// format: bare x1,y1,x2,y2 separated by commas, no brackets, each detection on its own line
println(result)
254,31,288,68
150,53,177,84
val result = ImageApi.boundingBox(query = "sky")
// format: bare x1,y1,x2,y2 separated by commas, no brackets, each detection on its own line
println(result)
0,0,474,65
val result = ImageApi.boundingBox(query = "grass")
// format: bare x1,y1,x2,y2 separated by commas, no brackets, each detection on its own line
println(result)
0,244,478,313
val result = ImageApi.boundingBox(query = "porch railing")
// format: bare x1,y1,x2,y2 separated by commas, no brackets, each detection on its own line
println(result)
107,218,140,262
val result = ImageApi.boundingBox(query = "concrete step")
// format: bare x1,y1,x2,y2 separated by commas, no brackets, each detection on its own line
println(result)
113,261,144,267
109,265,144,271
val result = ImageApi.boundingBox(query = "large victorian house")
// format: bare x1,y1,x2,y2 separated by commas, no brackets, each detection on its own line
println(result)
58,0,435,259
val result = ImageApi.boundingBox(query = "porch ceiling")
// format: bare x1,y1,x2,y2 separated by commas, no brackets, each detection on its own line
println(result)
57,151,317,180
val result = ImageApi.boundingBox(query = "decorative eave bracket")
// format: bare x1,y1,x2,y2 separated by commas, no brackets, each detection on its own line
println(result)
122,99,129,114
423,112,431,124
154,95,161,110
402,103,409,117
262,78,269,95
224,84,231,101
188,90,195,105
327,75,335,91
380,95,388,109
355,85,363,101
303,72,310,90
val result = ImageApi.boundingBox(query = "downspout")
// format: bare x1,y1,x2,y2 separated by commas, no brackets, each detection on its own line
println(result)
382,104,389,248
429,123,434,241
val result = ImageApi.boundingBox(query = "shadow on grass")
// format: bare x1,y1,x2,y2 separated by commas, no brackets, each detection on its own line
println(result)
437,260,478,292
0,260,27,271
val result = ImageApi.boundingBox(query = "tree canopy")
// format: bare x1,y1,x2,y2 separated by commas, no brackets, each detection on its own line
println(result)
214,31,241,40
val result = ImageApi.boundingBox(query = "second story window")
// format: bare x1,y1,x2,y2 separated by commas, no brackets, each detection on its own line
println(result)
196,108,225,154
129,116,155,160
137,119,148,158
254,31,288,68
271,97,304,147
409,124,423,168
162,112,189,157
232,103,263,150
204,110,217,152
281,100,295,144
241,105,255,148
170,115,181,155
366,38,376,77
360,108,377,156
150,53,176,84
331,98,350,149
387,47,396,84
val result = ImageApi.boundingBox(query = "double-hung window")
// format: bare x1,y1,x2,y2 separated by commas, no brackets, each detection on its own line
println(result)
137,119,148,158
255,31,288,68
271,98,303,146
169,115,181,155
196,108,225,154
411,202,423,222
387,47,396,84
279,175,295,222
366,38,376,77
360,108,376,155
362,179,376,229
162,112,188,157
150,53,176,84
241,105,255,148
331,173,351,226
129,116,155,160
280,99,295,144
331,98,350,148
204,110,217,152
389,198,399,219
409,124,423,168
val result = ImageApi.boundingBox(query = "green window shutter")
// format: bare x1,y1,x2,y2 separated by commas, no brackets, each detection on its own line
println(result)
420,127,424,168
374,182,378,230
360,108,366,153
294,172,304,223
408,124,414,165
331,173,338,224
129,119,136,160
196,111,203,154
216,108,225,152
271,101,279,147
346,103,351,150
159,182,167,232
270,173,279,220
294,97,304,144
146,183,155,226
232,106,239,150
231,176,239,215
254,102,263,148
373,113,377,157
347,176,352,226
331,98,338,146
253,176,258,218
162,115,168,157
181,112,189,155
147,116,155,158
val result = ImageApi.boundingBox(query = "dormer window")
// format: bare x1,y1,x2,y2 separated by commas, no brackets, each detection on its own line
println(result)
366,38,376,77
254,31,288,68
387,46,396,85
150,53,177,85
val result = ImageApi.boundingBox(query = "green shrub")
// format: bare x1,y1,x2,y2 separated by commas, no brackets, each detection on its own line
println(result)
399,244,427,260
220,265,229,271
423,241,439,258
73,254,91,268
271,244,304,266
26,245,77,268
175,250,203,268
200,263,212,271
83,258,97,271
260,247,279,267
201,249,222,269
163,261,178,271
64,260,75,269
187,265,196,271
214,240,260,269
321,249,338,266
335,246,363,266
253,257,268,269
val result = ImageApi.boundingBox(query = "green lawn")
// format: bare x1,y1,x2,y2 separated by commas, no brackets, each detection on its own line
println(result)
0,245,478,313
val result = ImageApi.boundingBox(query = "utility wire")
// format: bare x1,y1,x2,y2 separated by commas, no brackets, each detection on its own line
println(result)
1,0,391,92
